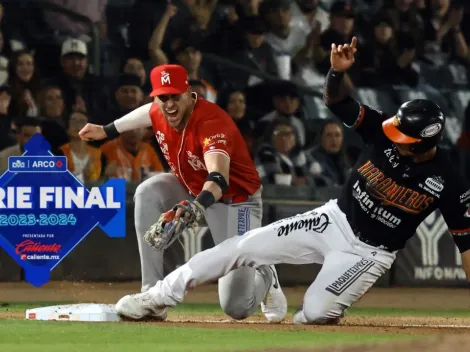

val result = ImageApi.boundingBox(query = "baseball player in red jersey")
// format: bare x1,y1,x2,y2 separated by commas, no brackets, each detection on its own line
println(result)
98,39,470,325
79,64,287,322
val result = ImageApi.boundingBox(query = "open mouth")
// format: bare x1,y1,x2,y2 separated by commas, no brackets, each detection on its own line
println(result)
165,109,178,120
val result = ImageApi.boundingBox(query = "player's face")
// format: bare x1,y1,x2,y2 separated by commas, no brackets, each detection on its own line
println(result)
322,123,343,154
394,143,415,157
155,90,193,130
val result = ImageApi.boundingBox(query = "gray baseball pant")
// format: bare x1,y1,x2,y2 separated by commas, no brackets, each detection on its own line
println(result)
134,173,271,319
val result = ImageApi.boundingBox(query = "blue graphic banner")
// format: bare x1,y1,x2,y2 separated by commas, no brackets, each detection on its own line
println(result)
0,134,126,287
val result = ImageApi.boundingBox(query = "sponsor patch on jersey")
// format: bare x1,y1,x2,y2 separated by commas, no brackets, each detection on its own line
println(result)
424,177,444,192
325,258,376,296
460,189,470,203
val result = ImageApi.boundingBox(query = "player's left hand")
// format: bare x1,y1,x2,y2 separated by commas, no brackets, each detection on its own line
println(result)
144,200,205,251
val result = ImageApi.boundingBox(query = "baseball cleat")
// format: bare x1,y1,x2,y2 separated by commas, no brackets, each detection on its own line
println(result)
115,291,168,321
260,265,288,323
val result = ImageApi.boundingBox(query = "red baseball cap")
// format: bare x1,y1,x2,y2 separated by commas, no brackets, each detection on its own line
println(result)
149,64,189,97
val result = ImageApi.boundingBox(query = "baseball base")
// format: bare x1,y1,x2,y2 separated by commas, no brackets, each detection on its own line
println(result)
25,304,121,322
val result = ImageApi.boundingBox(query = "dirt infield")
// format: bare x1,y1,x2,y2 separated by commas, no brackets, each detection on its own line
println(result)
1,282,469,351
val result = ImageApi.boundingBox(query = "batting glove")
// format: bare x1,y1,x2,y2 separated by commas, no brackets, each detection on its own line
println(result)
144,200,205,251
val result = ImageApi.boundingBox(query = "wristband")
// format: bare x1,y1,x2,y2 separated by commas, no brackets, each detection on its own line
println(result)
103,122,120,139
207,172,229,194
195,190,216,209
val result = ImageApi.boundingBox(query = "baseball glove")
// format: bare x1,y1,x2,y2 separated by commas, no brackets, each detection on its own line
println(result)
144,200,205,251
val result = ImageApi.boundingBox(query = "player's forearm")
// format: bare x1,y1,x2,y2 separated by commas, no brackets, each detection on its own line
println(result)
197,153,230,205
103,103,153,138
323,68,361,126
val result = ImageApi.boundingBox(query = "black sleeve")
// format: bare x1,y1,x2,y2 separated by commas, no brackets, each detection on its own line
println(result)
439,169,470,253
324,68,389,143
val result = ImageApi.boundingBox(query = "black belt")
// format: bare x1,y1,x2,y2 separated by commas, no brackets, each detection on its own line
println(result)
352,228,394,253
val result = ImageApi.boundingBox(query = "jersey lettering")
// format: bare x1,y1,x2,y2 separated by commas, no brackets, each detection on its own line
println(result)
357,160,434,214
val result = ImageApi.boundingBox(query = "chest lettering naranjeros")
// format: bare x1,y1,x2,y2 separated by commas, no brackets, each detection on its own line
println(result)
357,160,434,214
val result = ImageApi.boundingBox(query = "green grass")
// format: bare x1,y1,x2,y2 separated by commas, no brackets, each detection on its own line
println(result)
0,320,409,352
3,302,462,352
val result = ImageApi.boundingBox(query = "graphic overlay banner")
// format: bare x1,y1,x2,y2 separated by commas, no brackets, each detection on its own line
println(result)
0,134,126,287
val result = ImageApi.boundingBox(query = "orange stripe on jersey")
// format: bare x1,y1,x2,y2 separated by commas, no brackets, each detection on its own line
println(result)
449,228,470,235
354,104,365,128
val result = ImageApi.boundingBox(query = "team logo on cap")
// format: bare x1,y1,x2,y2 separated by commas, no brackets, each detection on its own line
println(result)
420,123,442,137
161,71,171,85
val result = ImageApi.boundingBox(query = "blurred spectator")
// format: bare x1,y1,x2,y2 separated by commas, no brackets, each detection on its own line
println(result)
45,38,108,120
59,111,102,182
217,88,254,130
38,85,66,122
220,15,279,90
291,0,330,37
357,14,419,87
254,81,307,147
419,0,468,66
457,102,470,149
189,79,207,99
96,73,144,126
383,0,423,54
148,1,178,66
262,0,314,80
255,117,310,186
0,117,41,172
42,0,108,42
317,1,357,82
172,36,218,102
37,86,68,154
122,57,151,94
0,31,9,86
101,128,164,183
8,50,41,118
0,84,14,150
307,119,351,187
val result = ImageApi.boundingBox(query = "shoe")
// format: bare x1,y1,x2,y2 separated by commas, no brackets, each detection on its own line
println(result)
260,265,287,323
115,291,168,321
292,306,348,325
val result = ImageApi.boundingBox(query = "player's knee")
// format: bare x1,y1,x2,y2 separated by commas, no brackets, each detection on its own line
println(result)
220,297,254,320
303,304,341,325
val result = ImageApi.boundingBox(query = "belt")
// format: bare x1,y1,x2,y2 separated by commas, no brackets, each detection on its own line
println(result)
352,228,394,253
220,195,249,204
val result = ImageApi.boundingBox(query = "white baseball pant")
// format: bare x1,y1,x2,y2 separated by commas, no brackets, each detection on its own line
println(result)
148,199,397,324
134,173,271,319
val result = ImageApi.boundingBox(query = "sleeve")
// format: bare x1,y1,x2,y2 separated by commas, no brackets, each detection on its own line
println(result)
113,103,153,133
343,100,390,144
197,113,234,160
439,172,470,253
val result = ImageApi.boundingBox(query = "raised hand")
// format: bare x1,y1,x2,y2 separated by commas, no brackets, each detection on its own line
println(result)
330,37,358,72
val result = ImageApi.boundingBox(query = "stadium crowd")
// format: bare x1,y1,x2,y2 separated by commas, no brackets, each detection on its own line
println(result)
0,0,469,187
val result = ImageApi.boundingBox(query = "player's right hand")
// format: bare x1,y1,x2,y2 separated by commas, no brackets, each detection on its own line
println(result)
330,36,358,72
78,123,107,141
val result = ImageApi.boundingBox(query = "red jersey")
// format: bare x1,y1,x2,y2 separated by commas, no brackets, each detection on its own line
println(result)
149,96,261,202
